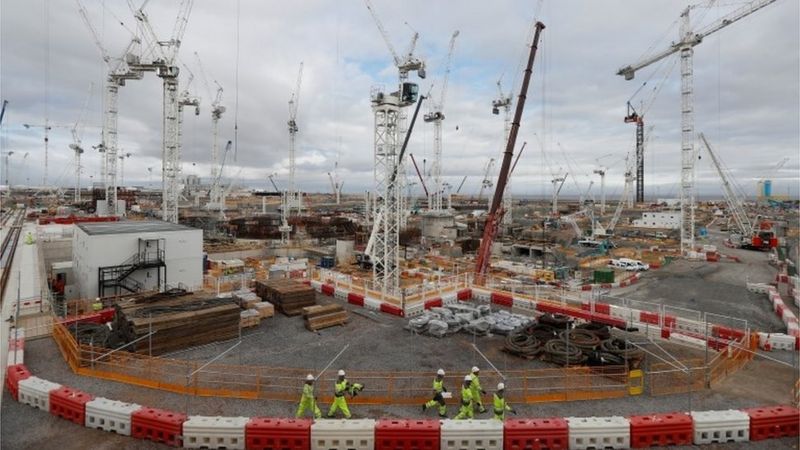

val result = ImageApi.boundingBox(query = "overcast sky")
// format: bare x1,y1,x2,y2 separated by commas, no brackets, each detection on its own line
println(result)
1,0,798,199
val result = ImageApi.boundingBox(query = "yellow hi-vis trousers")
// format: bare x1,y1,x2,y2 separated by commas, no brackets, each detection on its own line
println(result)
327,396,351,419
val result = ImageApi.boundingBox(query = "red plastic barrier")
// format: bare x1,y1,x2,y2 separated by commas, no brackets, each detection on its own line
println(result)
744,405,800,441
424,298,443,309
245,417,311,450
536,303,567,315
131,407,186,447
38,215,120,225
456,288,472,300
661,328,671,339
320,284,335,296
504,418,569,450
375,419,440,450
491,292,513,308
50,386,94,426
600,283,613,289
5,364,31,401
712,325,746,341
640,311,659,326
581,285,592,291
629,412,693,448
347,292,365,307
588,313,626,329
580,302,610,315
619,280,629,287
663,315,676,328
380,303,404,317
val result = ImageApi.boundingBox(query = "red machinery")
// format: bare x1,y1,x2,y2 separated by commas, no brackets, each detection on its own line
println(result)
474,22,545,284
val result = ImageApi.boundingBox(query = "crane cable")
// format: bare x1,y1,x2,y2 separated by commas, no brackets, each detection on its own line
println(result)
233,0,240,161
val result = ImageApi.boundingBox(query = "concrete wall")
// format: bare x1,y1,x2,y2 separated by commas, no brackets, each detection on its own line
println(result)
73,227,203,298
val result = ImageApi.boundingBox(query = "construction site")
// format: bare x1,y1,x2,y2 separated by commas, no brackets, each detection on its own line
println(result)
0,1,799,449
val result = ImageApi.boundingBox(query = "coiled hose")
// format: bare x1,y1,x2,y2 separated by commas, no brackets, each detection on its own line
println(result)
544,339,587,366
559,329,602,351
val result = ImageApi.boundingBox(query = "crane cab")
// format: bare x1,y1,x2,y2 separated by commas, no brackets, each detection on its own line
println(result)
399,82,419,106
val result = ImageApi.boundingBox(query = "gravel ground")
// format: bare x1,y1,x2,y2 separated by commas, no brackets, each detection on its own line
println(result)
3,235,798,449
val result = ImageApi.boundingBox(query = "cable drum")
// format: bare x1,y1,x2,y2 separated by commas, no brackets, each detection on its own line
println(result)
575,322,611,340
544,339,587,366
559,329,602,351
600,338,645,360
503,329,543,359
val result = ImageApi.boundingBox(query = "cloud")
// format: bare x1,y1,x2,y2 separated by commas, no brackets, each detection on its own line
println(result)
0,0,797,199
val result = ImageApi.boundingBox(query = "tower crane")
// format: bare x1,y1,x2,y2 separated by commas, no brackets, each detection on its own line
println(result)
127,0,195,223
363,0,426,297
194,52,226,213
474,22,545,284
477,158,496,202
618,0,781,254
77,0,144,214
327,159,343,205
69,83,93,203
287,62,304,215
550,173,567,215
176,65,200,176
118,152,132,187
492,77,514,225
267,172,280,193
623,101,646,204
601,154,635,237
423,30,459,212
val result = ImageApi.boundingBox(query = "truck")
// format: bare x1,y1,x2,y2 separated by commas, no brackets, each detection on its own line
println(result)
608,258,649,272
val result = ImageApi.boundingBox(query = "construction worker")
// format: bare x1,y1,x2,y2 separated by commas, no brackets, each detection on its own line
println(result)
295,374,321,419
492,382,516,420
422,369,448,418
469,366,487,413
454,375,474,419
327,369,364,419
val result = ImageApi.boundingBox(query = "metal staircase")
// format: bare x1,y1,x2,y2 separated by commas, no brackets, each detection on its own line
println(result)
98,238,166,297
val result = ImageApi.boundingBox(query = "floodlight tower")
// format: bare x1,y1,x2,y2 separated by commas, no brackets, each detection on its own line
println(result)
364,0,426,297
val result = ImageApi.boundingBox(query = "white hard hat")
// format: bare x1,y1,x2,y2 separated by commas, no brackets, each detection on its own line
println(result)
437,369,445,376
338,369,345,376
464,375,472,381
306,374,314,381
471,366,479,373
497,382,505,391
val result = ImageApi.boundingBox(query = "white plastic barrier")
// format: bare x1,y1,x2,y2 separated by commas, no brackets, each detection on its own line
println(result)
746,282,771,294
440,419,503,450
472,289,492,302
669,332,708,350
405,302,425,318
630,321,662,340
512,297,536,311
674,317,704,335
757,332,796,351
310,280,323,290
85,397,141,436
183,415,249,450
691,409,750,444
363,297,382,311
18,376,61,411
311,419,375,450
442,292,458,304
609,305,634,321
6,349,24,366
334,287,348,300
566,416,630,450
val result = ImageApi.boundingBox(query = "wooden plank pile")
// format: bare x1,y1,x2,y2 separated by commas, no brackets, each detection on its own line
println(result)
233,289,261,309
254,279,315,316
111,292,240,356
303,304,348,332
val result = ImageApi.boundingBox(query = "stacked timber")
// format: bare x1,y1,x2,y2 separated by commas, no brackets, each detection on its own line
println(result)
240,309,261,329
303,304,348,332
111,292,240,356
233,289,261,309
254,279,315,316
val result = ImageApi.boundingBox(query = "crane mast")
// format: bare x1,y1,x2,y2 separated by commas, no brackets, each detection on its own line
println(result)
423,30,459,212
478,158,496,201
288,62,304,215
363,0,426,297
492,78,513,224
474,21,545,282
617,0,780,254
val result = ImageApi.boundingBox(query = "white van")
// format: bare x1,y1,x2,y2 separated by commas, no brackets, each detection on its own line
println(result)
608,258,650,271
